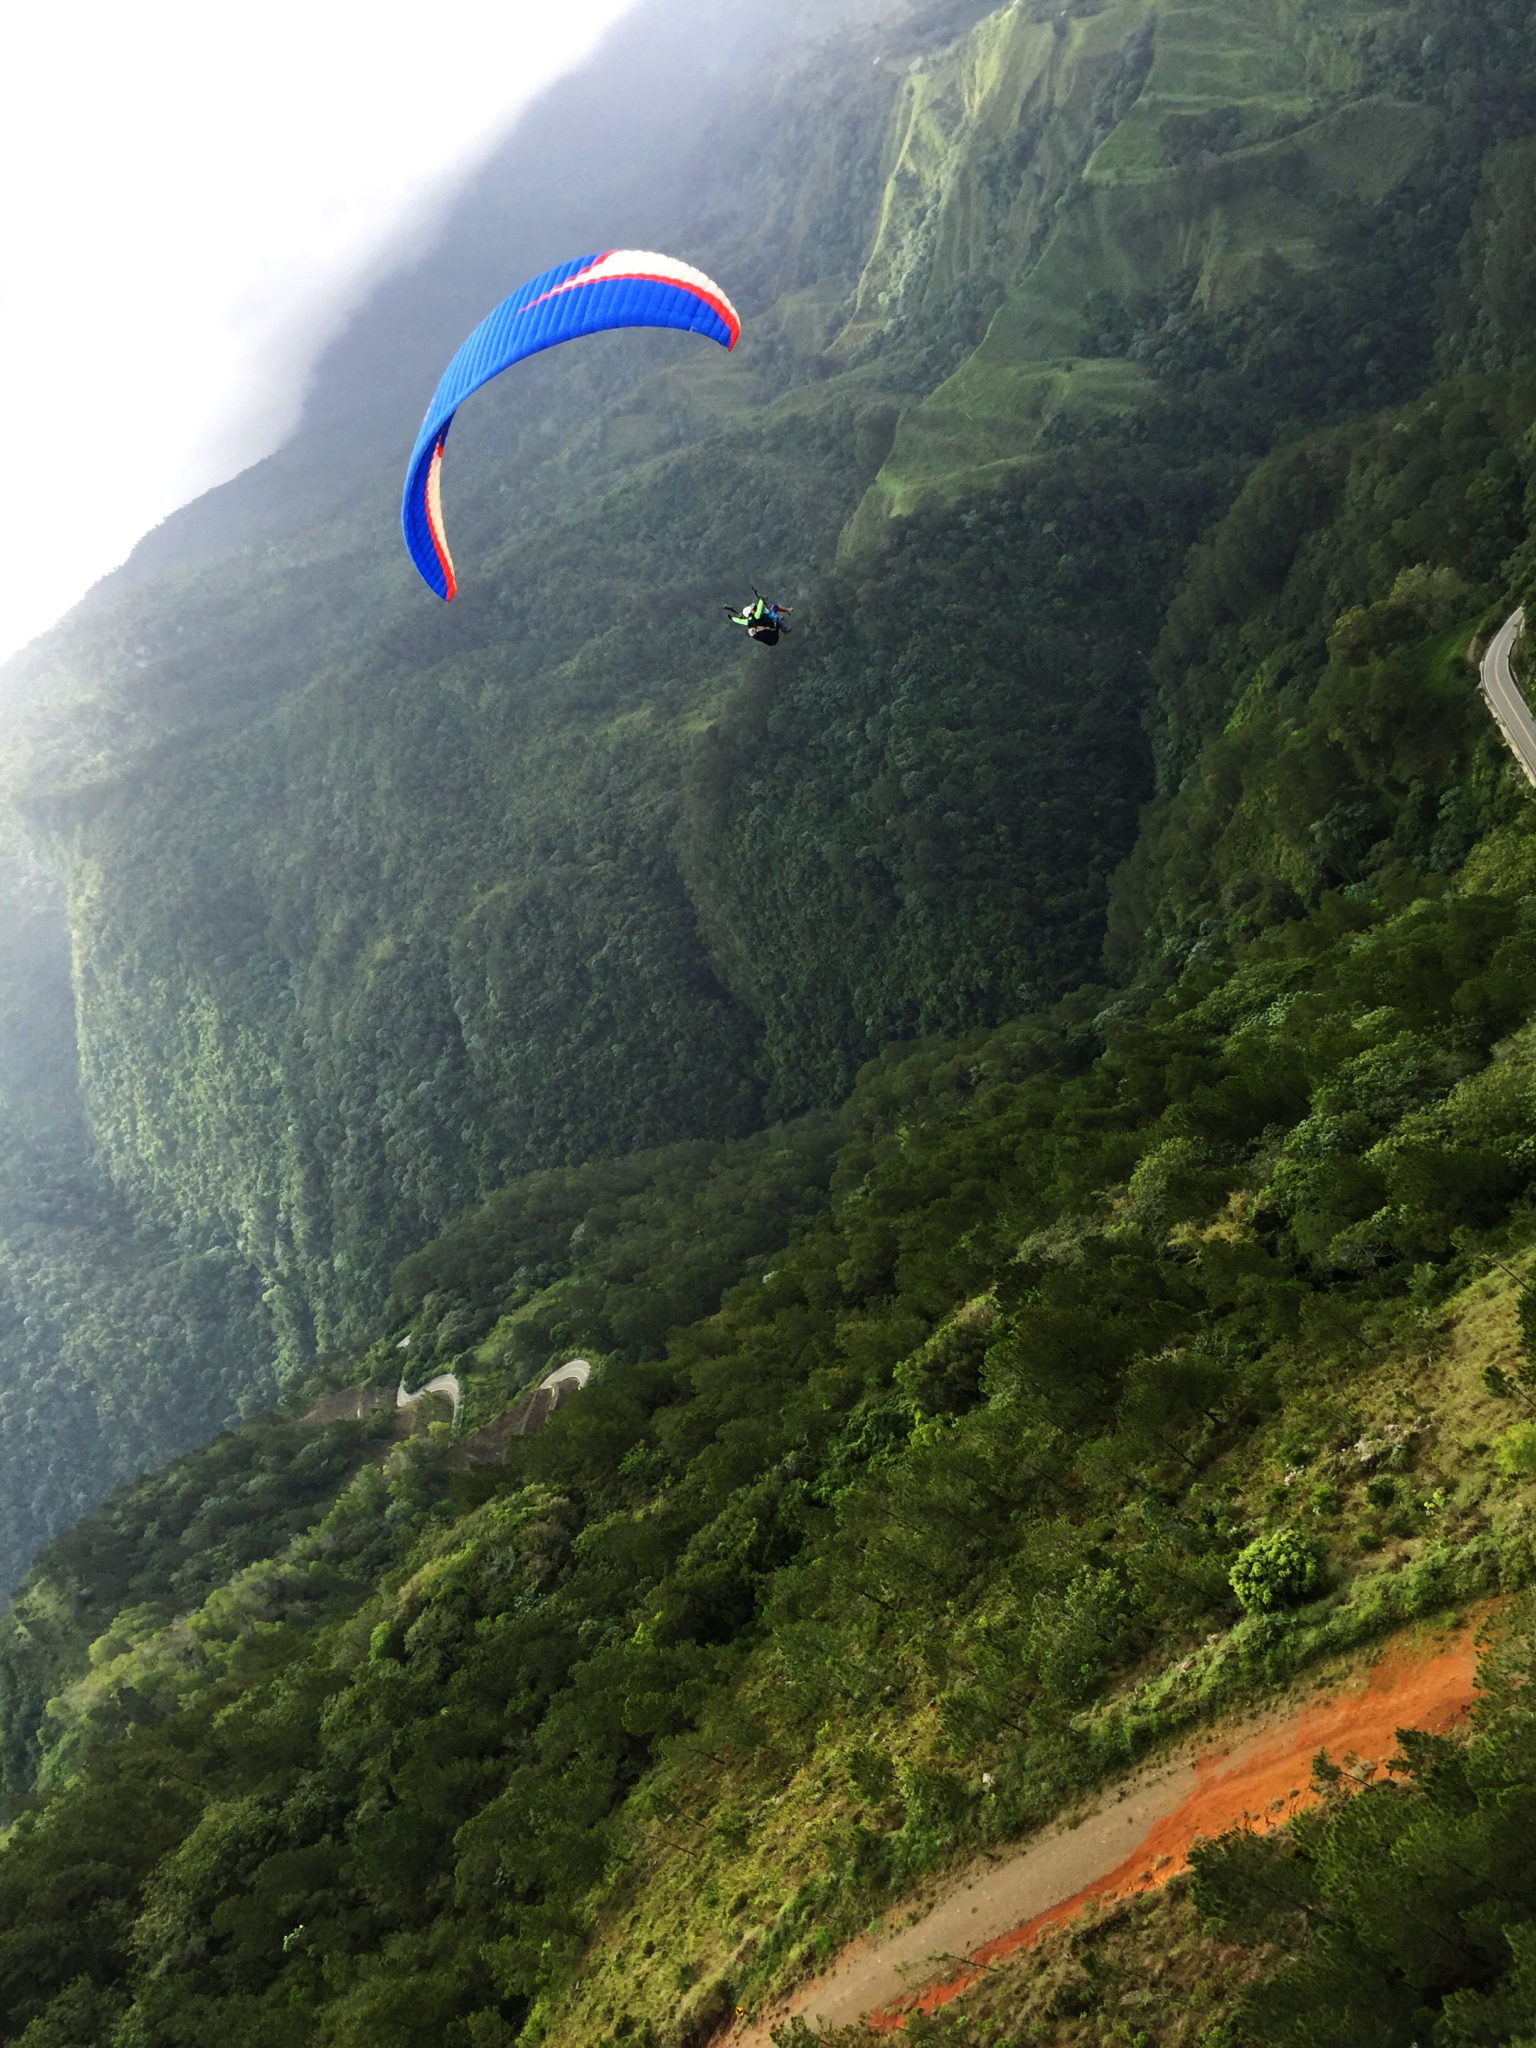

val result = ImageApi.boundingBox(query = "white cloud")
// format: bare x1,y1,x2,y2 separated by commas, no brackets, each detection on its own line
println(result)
0,0,635,665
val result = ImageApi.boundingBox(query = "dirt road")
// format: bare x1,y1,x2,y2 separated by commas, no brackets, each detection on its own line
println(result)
732,1620,1483,2042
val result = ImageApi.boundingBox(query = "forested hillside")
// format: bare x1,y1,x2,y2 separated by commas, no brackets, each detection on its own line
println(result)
8,0,1536,2039
2,0,1532,1581
6,398,1536,2039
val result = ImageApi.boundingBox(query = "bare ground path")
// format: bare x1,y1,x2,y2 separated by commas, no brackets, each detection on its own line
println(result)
729,1619,1483,2043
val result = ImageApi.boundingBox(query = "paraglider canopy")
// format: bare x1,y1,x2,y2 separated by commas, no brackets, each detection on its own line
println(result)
401,251,740,600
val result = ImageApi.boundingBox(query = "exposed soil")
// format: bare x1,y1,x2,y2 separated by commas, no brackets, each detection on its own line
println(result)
297,1384,393,1426
730,1618,1484,2043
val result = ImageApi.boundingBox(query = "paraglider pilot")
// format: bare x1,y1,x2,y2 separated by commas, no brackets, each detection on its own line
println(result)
725,591,792,646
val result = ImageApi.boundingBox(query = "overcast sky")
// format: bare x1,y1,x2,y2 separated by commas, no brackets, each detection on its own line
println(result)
0,0,636,667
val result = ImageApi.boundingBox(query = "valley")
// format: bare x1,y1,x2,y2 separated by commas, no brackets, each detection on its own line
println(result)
2,1,1536,2044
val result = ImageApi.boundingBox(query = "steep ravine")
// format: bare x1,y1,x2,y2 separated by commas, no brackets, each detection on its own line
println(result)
0,0,1501,1586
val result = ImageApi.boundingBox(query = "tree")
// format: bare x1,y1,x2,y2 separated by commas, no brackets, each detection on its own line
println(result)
1229,1532,1323,1614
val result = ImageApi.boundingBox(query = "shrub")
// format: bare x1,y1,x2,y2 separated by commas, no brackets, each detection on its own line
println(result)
1229,1531,1324,1614
1493,1422,1536,1477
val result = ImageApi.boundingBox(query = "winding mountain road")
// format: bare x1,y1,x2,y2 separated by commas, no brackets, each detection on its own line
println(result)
396,1371,461,1424
1479,607,1536,786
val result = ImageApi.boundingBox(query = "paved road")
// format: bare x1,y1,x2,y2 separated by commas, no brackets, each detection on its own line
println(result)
1480,607,1536,787
396,1371,461,1423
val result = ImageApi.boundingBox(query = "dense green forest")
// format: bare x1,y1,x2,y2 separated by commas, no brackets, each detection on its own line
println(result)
5,0,1536,1580
7,0,1536,2042
9,295,1536,2048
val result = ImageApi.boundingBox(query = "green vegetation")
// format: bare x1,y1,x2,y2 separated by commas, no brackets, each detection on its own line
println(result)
1189,1617,1536,2048
1229,1529,1324,1614
4,0,1536,1588
388,1115,845,1424
8,437,1536,2032
7,0,1536,2043
0,1410,399,1812
761,1615,1536,2048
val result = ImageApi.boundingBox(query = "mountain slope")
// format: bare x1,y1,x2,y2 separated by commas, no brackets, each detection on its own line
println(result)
0,22,1535,2048
6,311,1536,2044
0,0,1532,1584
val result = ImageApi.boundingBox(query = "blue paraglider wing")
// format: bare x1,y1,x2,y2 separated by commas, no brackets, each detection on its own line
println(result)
401,250,741,600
